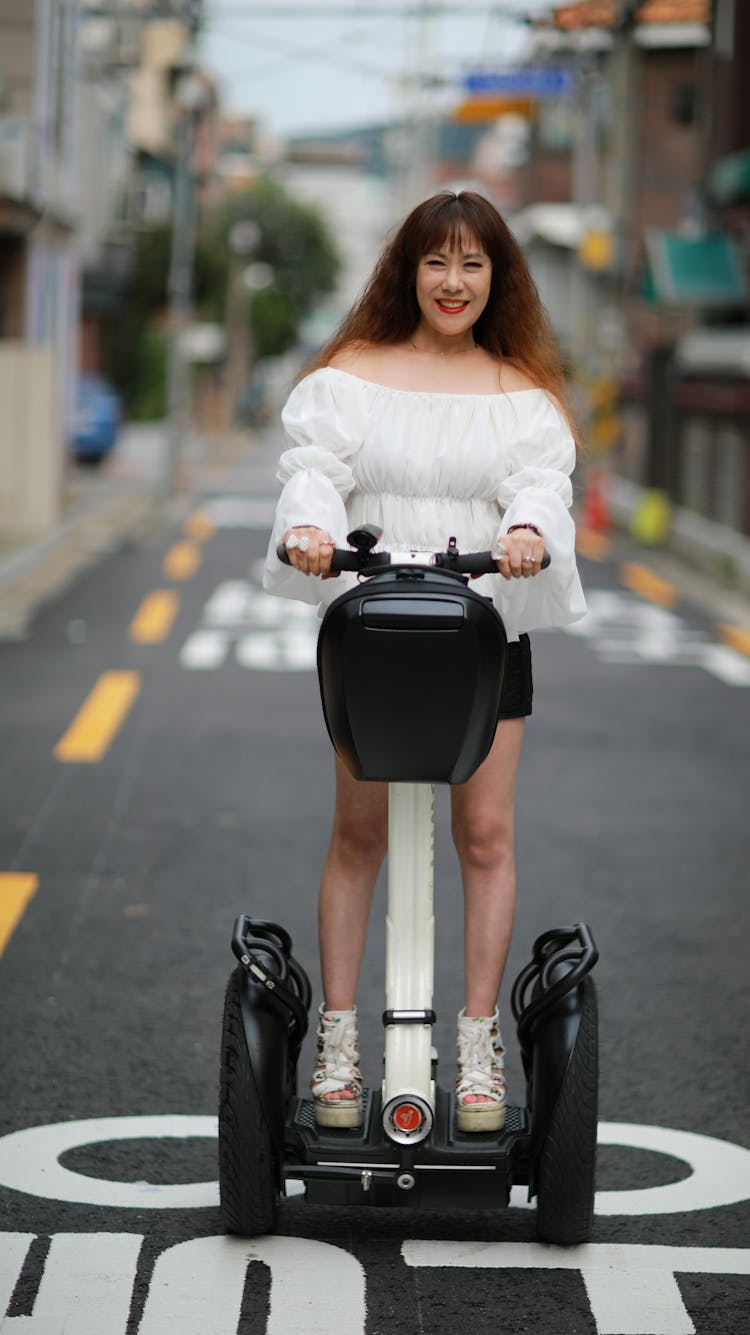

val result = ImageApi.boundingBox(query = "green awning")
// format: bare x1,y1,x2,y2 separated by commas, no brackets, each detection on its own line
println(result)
642,229,747,308
708,149,750,205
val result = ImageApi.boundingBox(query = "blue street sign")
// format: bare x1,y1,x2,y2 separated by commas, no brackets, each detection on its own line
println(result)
463,67,576,98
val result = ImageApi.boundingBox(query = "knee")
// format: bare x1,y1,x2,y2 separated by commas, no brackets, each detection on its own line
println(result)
330,813,388,867
452,811,514,874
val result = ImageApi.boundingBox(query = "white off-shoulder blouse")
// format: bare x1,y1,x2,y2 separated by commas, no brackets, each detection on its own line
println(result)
263,367,586,641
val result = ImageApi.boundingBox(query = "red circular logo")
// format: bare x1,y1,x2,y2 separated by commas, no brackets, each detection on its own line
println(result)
393,1103,422,1133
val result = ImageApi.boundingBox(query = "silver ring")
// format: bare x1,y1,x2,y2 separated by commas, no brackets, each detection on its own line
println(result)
298,535,310,553
285,533,300,550
492,543,507,561
522,555,533,565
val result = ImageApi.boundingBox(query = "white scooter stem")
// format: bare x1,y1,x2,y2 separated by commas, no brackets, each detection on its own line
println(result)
382,782,435,1140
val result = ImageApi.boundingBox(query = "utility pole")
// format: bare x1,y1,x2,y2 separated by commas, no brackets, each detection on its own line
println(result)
163,84,200,497
162,0,205,496
399,0,441,212
607,0,638,297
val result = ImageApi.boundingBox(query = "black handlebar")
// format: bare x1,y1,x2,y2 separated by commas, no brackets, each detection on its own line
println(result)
276,534,550,576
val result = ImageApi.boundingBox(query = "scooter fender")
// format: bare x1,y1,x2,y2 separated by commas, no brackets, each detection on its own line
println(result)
236,968,292,1162
528,964,584,1166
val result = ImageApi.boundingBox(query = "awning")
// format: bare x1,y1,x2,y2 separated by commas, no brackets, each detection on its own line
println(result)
708,149,750,206
642,228,748,308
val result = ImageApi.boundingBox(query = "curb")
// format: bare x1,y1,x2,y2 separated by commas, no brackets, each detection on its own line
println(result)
0,485,168,640
575,523,750,658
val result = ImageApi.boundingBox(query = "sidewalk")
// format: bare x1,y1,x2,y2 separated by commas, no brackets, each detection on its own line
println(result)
0,423,246,640
591,473,750,646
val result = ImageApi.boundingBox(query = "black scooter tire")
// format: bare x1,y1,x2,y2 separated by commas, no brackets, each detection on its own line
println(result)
535,975,598,1246
219,968,280,1235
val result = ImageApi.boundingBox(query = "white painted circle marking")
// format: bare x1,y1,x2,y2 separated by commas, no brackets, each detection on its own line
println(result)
0,1116,747,1214
0,1115,220,1208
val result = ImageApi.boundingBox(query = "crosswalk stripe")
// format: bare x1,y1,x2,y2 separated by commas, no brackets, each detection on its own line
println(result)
0,874,38,955
54,672,141,762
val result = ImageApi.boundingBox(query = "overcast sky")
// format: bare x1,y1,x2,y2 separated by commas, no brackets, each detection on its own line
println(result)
199,1,551,138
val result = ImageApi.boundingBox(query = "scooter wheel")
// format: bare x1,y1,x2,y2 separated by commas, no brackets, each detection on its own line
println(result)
219,968,280,1235
536,976,598,1246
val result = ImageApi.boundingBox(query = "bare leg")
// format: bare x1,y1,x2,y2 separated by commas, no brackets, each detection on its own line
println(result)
450,718,525,1018
318,755,388,1012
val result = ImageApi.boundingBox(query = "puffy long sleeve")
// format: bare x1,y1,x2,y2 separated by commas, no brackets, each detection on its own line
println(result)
263,372,362,607
493,392,586,636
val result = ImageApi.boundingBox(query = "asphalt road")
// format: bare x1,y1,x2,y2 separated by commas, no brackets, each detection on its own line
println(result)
1,435,749,1335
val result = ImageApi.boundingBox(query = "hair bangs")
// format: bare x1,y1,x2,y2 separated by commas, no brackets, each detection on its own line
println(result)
404,192,499,264
404,194,470,261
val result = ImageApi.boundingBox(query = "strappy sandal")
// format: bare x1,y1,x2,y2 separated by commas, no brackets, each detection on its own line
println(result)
455,1008,506,1132
311,1005,363,1129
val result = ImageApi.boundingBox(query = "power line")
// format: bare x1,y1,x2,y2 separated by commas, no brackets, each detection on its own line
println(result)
213,22,401,84
82,4,537,19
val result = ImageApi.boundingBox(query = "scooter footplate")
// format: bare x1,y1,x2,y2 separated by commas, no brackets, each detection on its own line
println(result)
283,1089,530,1209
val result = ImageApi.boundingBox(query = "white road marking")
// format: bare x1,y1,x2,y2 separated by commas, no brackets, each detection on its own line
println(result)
1,1117,749,1334
402,1242,750,1335
592,1120,750,1216
564,590,750,685
0,1115,220,1209
0,1233,143,1334
0,1117,748,1217
179,629,230,670
701,643,750,686
203,581,260,626
181,579,319,673
139,1236,366,1335
235,629,318,671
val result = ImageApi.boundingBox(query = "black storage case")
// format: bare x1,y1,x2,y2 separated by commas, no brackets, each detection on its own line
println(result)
317,567,507,784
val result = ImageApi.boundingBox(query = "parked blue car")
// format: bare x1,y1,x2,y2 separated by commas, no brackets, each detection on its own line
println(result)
71,374,122,464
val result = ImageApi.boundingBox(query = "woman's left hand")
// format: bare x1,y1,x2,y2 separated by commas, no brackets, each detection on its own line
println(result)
493,526,545,580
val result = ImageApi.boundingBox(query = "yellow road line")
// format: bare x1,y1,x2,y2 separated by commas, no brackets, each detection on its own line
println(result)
621,562,678,609
718,624,750,659
129,590,179,644
163,540,201,580
576,527,612,561
54,671,141,763
184,511,215,542
0,874,38,956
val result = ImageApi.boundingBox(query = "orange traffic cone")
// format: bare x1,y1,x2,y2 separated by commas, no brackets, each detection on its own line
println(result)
581,468,611,535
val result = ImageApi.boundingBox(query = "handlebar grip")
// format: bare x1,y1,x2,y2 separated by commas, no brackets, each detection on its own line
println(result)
276,542,361,572
447,549,551,576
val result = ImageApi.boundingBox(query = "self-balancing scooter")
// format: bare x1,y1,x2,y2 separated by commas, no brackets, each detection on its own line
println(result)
219,525,598,1244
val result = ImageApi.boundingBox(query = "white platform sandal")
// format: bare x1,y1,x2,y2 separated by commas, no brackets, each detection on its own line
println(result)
455,1008,506,1132
311,1006,363,1129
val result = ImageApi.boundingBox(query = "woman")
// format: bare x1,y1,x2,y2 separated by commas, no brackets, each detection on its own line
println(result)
264,191,586,1133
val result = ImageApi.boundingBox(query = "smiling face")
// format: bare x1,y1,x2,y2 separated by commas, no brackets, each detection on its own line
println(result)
414,232,492,343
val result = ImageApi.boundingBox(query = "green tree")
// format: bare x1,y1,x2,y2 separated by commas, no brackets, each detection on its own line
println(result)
198,175,340,357
104,175,340,417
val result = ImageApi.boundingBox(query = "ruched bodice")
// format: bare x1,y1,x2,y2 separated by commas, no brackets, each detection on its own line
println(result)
263,367,586,640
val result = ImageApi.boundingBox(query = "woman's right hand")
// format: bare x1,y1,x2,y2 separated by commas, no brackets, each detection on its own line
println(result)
282,527,339,578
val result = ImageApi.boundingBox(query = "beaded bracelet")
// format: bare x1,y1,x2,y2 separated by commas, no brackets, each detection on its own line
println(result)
507,523,543,537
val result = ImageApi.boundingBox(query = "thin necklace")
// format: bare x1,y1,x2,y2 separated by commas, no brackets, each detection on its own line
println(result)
410,339,477,357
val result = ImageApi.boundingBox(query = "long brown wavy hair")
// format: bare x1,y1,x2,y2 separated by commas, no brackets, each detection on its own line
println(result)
308,190,575,429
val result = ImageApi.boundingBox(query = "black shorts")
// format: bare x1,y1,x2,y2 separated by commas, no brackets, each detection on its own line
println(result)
498,633,533,720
